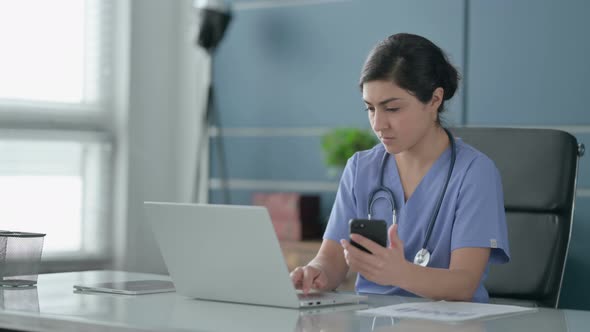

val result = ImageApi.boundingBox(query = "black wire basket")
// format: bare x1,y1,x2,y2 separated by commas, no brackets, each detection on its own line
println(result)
0,231,45,287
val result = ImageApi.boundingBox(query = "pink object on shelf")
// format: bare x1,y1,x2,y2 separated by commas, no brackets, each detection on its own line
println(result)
253,192,322,241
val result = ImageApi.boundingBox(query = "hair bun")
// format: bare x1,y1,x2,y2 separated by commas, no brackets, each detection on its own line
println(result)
439,62,459,101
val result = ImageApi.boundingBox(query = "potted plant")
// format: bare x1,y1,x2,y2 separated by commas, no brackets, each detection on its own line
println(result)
321,127,378,176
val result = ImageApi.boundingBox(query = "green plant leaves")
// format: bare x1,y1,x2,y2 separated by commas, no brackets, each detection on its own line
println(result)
321,128,378,168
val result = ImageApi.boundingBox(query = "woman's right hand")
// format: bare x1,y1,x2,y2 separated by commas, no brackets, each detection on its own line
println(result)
290,265,328,295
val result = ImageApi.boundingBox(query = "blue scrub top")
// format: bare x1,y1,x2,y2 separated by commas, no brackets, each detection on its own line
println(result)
323,138,510,303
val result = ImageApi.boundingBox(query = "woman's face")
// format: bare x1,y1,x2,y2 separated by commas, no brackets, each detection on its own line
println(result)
362,80,439,155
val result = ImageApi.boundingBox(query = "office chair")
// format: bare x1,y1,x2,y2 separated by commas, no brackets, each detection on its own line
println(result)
451,127,584,308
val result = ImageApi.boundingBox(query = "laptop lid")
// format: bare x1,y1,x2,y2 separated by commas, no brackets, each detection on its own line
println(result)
146,202,308,308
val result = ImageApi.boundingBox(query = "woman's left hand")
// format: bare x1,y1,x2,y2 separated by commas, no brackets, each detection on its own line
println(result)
340,224,408,286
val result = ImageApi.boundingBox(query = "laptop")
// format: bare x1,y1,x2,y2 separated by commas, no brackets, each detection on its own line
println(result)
145,202,367,308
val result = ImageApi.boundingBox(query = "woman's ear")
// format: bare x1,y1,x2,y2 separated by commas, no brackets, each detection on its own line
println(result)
430,87,444,111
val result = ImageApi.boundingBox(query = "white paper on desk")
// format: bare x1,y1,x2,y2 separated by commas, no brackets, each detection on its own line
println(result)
357,301,537,322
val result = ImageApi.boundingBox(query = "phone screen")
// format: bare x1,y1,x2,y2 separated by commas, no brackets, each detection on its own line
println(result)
348,219,387,254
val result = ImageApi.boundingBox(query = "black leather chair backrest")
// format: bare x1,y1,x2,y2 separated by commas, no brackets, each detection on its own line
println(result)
451,127,580,308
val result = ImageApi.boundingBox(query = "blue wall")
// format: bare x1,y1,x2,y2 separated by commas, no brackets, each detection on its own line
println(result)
209,0,590,309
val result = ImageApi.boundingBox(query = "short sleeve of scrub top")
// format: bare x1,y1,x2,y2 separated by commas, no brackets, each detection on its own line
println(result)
323,154,359,242
452,155,510,264
322,140,510,303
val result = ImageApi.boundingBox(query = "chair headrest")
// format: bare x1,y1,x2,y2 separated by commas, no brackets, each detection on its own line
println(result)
452,127,578,212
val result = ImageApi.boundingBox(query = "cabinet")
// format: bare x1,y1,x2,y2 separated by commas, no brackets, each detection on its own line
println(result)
279,241,356,291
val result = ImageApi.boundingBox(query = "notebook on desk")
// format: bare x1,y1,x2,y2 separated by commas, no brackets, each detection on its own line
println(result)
145,202,367,309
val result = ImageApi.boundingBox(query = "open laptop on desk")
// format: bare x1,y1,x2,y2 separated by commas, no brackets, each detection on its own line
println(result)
145,202,367,309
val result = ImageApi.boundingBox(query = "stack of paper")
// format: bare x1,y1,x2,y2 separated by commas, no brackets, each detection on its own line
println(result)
357,301,537,322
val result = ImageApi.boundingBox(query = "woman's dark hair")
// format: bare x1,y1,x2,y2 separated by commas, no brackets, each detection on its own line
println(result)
359,33,460,121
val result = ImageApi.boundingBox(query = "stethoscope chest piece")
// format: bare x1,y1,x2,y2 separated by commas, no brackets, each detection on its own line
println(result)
413,248,430,267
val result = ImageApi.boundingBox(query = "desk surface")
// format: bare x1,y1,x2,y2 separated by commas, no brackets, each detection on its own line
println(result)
0,270,588,332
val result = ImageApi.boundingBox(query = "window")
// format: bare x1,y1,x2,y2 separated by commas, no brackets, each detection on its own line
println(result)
0,0,109,106
0,0,117,262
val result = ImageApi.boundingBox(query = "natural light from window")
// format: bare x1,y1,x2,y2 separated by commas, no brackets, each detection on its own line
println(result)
0,0,112,262
0,176,82,253
0,0,85,103
0,140,88,254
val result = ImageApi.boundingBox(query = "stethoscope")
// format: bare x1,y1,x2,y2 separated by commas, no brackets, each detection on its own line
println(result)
367,128,456,267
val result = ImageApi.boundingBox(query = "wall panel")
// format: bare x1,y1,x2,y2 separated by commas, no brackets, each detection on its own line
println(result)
214,0,465,127
467,0,590,125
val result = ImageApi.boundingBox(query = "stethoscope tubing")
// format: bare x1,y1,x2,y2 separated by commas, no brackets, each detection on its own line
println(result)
421,128,456,250
367,128,456,265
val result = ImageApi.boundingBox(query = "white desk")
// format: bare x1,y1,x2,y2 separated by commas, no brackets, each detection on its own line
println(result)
0,270,588,332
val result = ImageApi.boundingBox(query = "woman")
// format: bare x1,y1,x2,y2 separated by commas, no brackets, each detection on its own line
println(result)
290,33,510,302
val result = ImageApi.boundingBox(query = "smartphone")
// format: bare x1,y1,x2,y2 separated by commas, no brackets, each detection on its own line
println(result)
348,219,387,254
